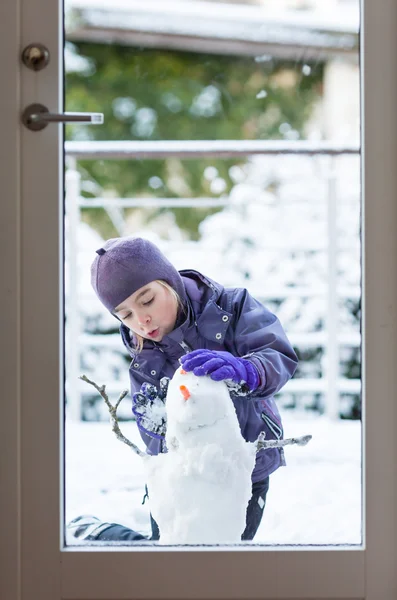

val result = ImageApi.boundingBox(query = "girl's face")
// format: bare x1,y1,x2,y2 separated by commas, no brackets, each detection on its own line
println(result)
114,281,178,342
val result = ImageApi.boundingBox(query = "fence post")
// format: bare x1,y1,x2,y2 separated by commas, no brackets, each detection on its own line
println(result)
65,161,82,421
324,156,339,419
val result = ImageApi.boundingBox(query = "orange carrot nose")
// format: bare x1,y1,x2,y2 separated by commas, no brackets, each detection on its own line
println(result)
180,368,187,375
179,385,191,401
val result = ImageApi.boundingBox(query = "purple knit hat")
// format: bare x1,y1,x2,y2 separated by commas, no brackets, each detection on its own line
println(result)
91,237,186,313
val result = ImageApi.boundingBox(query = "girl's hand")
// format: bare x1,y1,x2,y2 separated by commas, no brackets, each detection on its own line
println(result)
132,377,169,439
179,350,259,392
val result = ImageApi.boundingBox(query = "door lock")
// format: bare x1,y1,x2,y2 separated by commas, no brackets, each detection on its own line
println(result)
21,43,50,71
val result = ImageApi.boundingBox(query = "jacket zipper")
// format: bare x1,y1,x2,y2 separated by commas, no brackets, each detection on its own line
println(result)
263,403,283,428
261,413,283,438
260,412,286,466
179,340,192,353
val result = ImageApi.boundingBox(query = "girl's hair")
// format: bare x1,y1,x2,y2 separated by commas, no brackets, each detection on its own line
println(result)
133,280,185,353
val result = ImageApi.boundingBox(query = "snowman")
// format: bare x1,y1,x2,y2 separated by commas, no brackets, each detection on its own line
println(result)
144,367,256,544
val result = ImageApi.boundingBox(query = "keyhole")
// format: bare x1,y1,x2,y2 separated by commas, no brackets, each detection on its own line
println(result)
21,43,50,71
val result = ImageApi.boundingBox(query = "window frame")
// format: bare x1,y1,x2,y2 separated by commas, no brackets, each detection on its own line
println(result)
1,0,397,599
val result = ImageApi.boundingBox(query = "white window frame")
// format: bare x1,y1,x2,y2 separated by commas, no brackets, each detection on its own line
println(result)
1,1,396,599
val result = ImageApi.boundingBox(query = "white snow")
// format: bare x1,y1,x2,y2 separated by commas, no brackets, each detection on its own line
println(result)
66,0,359,37
65,404,362,546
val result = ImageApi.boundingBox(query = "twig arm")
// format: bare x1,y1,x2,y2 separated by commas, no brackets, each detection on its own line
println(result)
256,433,312,452
80,374,146,458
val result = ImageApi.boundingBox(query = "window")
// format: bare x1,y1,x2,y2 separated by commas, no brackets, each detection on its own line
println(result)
65,0,361,548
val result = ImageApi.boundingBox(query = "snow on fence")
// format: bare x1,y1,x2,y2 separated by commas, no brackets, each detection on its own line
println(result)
65,140,361,421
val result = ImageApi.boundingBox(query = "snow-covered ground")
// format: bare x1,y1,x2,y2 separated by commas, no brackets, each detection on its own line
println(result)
65,410,362,546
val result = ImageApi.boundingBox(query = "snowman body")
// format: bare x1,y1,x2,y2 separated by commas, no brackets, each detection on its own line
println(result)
144,368,256,544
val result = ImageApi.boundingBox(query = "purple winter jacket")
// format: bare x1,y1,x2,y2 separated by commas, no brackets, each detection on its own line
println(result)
120,270,298,482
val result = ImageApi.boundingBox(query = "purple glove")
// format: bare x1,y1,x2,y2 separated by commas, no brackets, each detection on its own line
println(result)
179,350,259,392
132,378,169,439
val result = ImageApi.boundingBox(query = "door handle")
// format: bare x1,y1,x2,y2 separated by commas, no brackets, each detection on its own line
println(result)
22,103,104,131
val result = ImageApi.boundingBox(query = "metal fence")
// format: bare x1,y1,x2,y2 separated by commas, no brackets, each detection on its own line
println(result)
65,140,361,421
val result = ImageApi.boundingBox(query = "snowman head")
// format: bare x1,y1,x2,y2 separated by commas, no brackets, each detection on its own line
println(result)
165,367,235,434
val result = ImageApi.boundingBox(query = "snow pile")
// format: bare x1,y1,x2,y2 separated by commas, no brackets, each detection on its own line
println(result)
144,368,256,544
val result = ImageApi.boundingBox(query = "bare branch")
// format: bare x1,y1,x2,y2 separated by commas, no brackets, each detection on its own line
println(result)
256,433,312,452
79,374,146,458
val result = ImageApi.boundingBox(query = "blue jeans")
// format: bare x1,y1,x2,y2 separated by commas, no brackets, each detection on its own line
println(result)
95,477,269,542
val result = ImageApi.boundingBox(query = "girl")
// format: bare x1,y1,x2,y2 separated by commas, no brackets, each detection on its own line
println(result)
68,236,298,543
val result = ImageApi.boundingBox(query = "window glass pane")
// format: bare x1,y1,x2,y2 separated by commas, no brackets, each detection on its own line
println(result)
64,0,361,547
